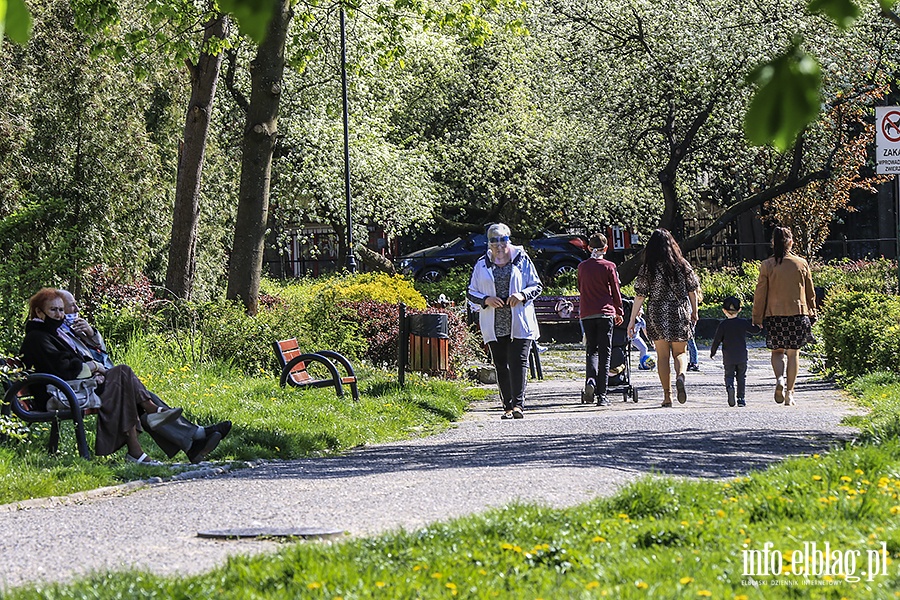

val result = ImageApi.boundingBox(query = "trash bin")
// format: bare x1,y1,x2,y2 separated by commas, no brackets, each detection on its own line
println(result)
407,313,450,373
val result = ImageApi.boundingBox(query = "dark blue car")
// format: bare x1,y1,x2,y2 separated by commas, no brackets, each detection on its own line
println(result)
397,232,590,282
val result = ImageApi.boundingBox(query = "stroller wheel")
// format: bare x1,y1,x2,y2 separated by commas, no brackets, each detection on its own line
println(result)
632,387,639,403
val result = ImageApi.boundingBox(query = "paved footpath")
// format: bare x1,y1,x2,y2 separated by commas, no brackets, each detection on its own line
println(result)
0,344,862,590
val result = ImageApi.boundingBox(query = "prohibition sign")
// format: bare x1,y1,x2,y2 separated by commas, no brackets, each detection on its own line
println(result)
882,110,900,143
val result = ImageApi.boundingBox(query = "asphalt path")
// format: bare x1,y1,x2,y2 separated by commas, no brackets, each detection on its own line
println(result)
0,344,861,590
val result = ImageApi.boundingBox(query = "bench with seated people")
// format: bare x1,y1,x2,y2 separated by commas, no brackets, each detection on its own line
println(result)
2,357,95,458
532,295,581,326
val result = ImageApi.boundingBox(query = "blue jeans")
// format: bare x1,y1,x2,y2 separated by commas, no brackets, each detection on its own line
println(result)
688,338,698,365
582,316,614,397
724,363,748,399
489,337,532,411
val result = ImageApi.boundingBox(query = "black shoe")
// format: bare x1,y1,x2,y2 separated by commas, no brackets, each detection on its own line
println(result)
187,431,222,464
596,396,610,407
687,363,699,372
204,421,232,440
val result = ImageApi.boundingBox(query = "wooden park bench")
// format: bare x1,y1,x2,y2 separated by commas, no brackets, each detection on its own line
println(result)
533,295,581,326
273,338,360,402
1,358,94,459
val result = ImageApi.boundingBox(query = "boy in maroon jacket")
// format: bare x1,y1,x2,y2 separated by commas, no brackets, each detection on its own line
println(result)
577,233,624,406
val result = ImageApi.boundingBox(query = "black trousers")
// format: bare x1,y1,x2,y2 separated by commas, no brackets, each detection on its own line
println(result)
583,316,614,397
488,337,532,411
724,362,748,399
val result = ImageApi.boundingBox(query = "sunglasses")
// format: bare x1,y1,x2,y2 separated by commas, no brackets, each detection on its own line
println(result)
489,235,510,244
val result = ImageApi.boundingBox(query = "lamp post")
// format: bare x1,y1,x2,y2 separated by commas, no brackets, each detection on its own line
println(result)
340,5,357,273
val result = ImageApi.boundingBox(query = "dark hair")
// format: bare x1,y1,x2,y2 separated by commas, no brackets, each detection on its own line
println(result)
28,288,62,320
588,232,607,250
722,296,741,312
641,229,691,282
772,226,793,264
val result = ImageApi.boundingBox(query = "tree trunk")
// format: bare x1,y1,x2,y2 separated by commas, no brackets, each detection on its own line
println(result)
165,14,228,299
225,0,292,314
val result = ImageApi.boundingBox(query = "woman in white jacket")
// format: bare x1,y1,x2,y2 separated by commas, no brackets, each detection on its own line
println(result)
467,223,543,419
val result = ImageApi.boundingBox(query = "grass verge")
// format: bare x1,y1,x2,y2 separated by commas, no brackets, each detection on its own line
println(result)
5,371,900,597
0,342,480,505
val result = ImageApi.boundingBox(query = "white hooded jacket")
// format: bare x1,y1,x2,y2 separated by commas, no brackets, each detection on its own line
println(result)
467,244,543,343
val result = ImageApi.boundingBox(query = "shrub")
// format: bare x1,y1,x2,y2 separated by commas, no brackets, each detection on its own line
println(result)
818,288,900,379
414,267,473,306
334,301,477,377
811,258,897,296
695,262,759,305
311,272,426,309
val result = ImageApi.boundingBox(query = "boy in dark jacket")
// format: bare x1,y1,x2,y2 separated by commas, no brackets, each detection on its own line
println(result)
710,296,760,407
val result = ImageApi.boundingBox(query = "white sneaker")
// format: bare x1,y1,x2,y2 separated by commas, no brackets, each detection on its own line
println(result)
126,452,163,466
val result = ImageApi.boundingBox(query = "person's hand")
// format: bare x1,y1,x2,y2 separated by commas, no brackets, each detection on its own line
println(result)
614,315,624,326
627,320,636,339
690,310,699,324
70,317,93,337
485,296,505,309
90,360,108,376
507,293,525,307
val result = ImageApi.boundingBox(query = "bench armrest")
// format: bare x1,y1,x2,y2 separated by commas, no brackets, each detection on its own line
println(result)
314,350,357,379
280,352,343,395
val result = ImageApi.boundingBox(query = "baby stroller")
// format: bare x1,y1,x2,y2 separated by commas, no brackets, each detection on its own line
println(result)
579,297,638,403
609,297,638,403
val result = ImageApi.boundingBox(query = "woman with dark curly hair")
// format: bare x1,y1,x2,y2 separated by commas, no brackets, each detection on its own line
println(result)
752,226,817,406
626,229,700,407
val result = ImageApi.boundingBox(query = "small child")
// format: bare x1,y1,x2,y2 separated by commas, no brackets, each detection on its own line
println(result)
710,296,761,407
631,310,655,370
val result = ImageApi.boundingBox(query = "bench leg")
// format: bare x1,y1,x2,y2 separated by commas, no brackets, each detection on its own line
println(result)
72,412,91,460
48,420,60,454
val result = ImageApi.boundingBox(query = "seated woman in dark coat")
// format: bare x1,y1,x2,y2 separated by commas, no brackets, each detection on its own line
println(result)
19,288,220,465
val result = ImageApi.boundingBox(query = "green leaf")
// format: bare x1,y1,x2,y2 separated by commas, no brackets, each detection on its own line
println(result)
218,0,276,44
5,0,32,45
879,0,897,10
744,43,822,152
0,0,6,48
807,0,860,29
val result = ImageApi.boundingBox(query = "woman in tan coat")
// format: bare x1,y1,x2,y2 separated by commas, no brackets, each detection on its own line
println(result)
752,227,817,406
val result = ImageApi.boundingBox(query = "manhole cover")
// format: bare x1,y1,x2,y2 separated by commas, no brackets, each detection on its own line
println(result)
197,527,345,540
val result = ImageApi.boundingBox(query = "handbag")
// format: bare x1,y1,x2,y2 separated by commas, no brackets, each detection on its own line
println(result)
47,377,103,411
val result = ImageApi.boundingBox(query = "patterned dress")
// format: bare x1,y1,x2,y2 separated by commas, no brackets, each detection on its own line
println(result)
634,265,700,342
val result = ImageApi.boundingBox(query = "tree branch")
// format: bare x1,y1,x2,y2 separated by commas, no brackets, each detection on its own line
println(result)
224,47,250,115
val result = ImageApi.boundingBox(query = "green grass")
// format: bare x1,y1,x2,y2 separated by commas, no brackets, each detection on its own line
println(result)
0,342,480,505
6,367,900,597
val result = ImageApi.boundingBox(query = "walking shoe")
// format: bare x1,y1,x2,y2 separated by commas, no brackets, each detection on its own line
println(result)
675,374,687,404
727,388,736,407
145,407,183,430
596,395,610,407
737,398,746,407
501,411,514,420
774,377,785,404
784,391,795,406
581,379,595,404
687,363,699,372
512,407,524,419
187,432,222,464
204,421,233,440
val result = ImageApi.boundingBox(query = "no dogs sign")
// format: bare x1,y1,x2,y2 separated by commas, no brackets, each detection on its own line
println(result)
876,107,900,174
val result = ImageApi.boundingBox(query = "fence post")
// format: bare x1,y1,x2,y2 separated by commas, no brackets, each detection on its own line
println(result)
398,302,407,386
